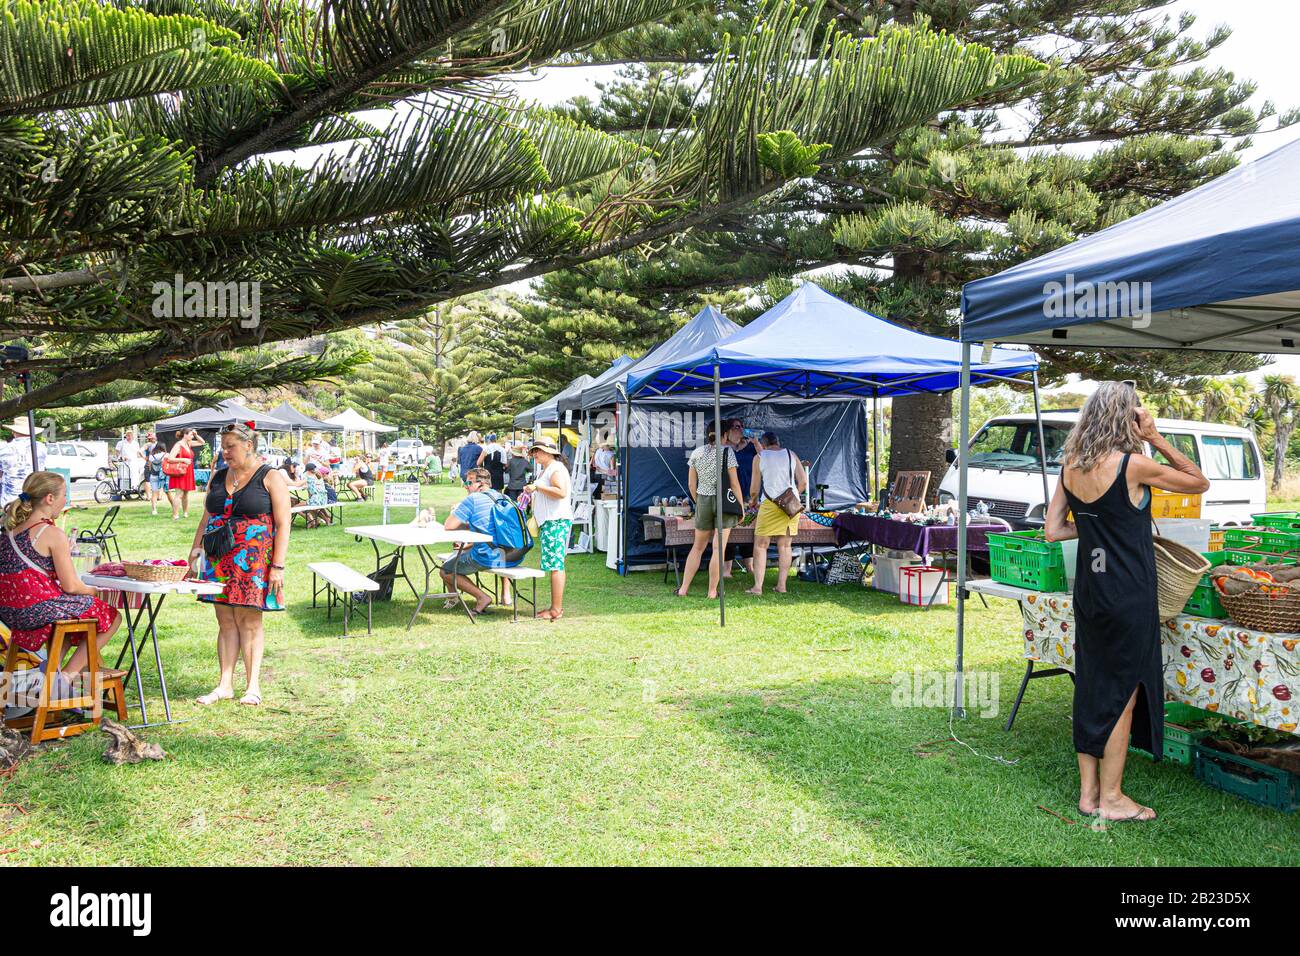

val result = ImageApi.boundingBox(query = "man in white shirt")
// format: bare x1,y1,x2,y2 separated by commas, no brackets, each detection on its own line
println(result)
0,416,47,506
115,428,146,488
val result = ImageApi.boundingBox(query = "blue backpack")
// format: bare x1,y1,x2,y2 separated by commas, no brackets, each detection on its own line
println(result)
483,490,532,564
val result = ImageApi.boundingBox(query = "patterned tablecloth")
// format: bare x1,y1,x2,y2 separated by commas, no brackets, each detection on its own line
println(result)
1020,591,1300,734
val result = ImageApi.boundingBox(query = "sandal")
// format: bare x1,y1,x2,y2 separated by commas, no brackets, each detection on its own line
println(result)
196,688,233,706
238,692,262,706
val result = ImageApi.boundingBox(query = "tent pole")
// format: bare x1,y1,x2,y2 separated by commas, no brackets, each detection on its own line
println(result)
714,362,725,628
872,393,880,504
22,373,38,464
1031,370,1050,511
955,344,971,719
620,399,631,577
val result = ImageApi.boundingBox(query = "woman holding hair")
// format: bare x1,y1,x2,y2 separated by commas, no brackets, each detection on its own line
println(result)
746,432,807,596
190,422,291,707
163,427,204,520
0,472,120,679
524,438,573,620
1044,382,1209,823
677,424,746,599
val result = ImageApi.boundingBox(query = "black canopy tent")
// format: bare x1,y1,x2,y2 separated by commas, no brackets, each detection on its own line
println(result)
154,399,294,433
954,137,1300,716
268,400,342,462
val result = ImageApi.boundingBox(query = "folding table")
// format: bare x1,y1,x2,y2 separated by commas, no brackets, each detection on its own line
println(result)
81,573,224,728
347,524,495,627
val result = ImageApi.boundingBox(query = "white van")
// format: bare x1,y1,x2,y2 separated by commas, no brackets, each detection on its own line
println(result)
936,412,1266,529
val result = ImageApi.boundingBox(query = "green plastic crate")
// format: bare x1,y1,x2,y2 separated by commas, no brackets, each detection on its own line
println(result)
1193,742,1299,812
1181,550,1298,618
1251,512,1300,531
1130,701,1215,767
1220,525,1300,556
986,530,1067,592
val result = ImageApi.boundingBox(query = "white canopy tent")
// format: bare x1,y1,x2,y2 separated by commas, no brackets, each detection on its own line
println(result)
323,407,398,455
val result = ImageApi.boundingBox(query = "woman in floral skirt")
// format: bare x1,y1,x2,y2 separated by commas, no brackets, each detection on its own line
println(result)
189,422,290,707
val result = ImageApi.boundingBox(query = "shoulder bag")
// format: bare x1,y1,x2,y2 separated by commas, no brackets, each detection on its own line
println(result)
765,450,805,518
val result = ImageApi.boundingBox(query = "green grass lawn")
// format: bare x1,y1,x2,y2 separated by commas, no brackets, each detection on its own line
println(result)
3,484,1296,866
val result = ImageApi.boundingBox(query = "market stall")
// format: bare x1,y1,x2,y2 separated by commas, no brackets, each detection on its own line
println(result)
323,407,397,455
628,282,1040,625
269,401,343,462
956,137,1300,708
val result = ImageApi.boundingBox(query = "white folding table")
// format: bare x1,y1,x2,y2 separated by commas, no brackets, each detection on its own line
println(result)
347,524,494,627
81,574,224,728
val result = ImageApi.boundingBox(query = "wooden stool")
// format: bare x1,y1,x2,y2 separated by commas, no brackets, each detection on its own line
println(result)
2,620,127,743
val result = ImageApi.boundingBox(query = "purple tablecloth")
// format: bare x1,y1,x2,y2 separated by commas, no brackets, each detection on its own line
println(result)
832,513,1003,560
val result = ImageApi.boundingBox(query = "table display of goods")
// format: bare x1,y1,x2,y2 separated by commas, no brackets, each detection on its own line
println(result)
121,559,191,583
1209,559,1300,632
649,497,692,517
1184,551,1298,618
1191,716,1300,812
987,530,1067,592
872,503,961,526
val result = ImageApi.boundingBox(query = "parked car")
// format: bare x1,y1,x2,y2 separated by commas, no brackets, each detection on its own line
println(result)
390,438,431,465
46,440,110,481
937,411,1266,529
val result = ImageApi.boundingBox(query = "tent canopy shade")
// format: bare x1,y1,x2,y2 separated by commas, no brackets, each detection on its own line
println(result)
513,373,595,429
323,407,397,432
154,398,293,432
628,283,1038,399
960,136,1300,352
269,401,343,432
556,356,635,415
577,306,742,411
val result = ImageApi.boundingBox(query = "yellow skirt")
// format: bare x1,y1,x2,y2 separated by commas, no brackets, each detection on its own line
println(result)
755,499,800,537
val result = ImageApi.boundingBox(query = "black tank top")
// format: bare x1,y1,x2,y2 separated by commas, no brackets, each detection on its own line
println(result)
205,464,272,517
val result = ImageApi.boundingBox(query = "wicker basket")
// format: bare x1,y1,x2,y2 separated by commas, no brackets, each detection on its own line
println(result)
121,561,190,584
1153,535,1210,622
1218,581,1300,632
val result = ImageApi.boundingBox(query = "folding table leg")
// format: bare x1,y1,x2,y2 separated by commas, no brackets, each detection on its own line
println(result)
1006,661,1034,731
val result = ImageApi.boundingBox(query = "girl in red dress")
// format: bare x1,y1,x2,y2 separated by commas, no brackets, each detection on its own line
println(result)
164,428,203,520
0,472,119,673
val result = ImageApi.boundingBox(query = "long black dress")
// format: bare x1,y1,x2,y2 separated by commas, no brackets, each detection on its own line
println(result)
1061,453,1163,760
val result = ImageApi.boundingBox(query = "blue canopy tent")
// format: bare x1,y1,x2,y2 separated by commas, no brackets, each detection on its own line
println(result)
954,136,1300,715
629,282,1040,625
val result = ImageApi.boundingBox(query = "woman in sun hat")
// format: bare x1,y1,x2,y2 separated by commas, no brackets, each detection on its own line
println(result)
524,438,573,620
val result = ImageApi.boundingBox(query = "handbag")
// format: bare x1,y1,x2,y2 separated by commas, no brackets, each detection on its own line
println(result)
202,466,266,561
716,446,743,516
766,450,805,518
161,456,190,477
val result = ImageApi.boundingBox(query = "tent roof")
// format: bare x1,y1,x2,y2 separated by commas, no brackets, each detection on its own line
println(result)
628,283,1038,400
323,407,397,432
268,401,343,432
154,398,293,432
961,136,1300,352
513,373,595,428
556,355,635,415
575,306,741,411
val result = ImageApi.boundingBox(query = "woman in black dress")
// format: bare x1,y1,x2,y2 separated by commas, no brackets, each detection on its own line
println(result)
1045,382,1208,823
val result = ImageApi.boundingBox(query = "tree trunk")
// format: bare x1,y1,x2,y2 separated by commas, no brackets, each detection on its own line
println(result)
885,248,951,502
888,391,952,501
1274,429,1292,492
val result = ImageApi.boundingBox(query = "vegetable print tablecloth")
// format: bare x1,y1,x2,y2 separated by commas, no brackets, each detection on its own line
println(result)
1019,591,1299,734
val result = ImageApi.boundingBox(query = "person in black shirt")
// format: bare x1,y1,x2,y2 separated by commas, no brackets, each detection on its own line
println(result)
505,443,530,500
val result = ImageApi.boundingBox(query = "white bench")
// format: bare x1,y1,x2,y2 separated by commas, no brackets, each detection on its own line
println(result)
308,561,378,637
482,566,546,621
291,499,364,527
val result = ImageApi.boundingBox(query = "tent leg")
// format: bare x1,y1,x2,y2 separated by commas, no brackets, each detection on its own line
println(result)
620,399,631,577
955,344,971,719
714,363,724,628
871,393,879,503
1031,370,1051,511
23,373,37,464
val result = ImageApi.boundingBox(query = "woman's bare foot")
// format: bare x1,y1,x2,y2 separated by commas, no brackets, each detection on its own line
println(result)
1097,793,1156,822
706,591,718,599
745,587,763,596
196,687,233,706
773,586,788,593
674,589,688,597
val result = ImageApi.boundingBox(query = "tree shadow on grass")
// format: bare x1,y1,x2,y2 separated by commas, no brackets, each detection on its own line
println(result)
683,674,1300,866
